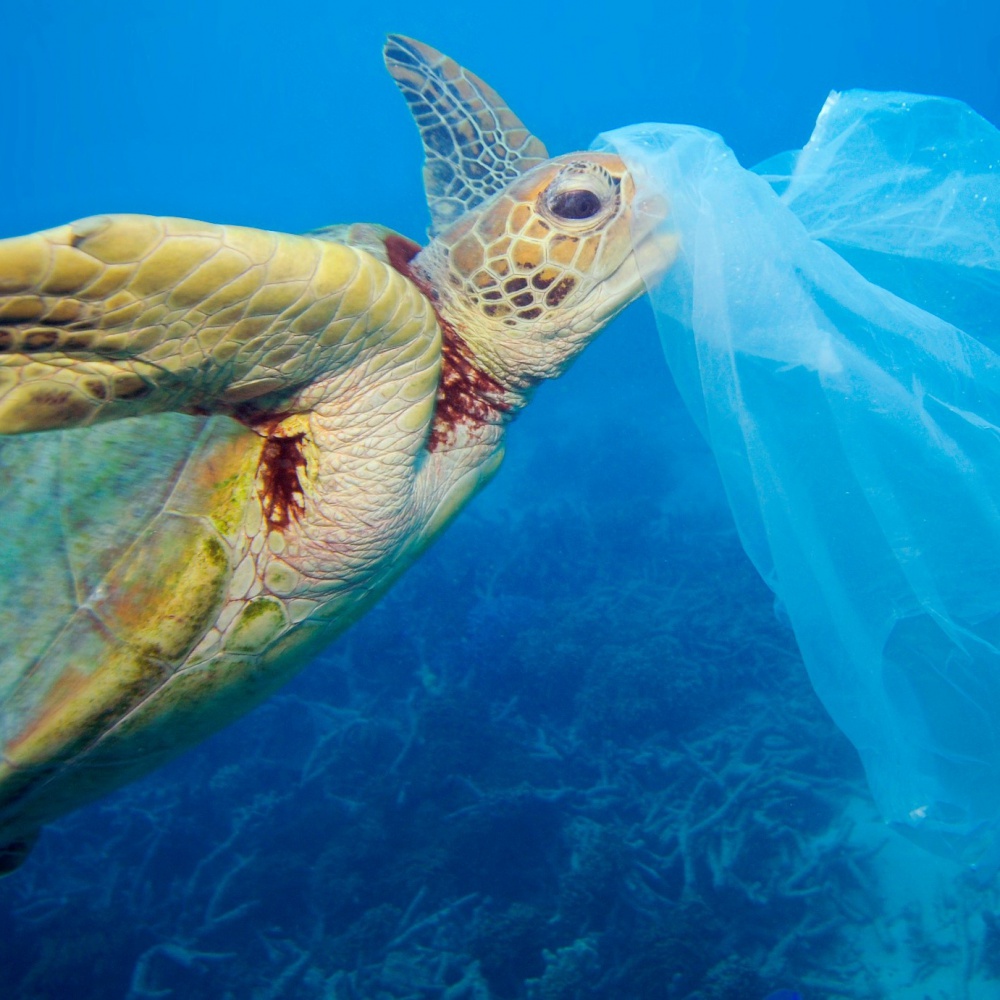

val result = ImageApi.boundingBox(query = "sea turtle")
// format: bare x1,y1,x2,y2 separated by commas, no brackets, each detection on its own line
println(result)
0,36,673,873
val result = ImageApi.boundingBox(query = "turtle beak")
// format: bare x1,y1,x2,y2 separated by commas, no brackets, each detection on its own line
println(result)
629,190,678,290
573,193,678,331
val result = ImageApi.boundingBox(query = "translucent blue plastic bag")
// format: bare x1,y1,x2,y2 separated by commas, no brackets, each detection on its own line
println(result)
601,92,1000,865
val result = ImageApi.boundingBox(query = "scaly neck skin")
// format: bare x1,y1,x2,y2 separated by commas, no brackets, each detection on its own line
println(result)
384,234,535,438
381,233,530,545
243,233,521,604
268,348,508,614
406,235,594,403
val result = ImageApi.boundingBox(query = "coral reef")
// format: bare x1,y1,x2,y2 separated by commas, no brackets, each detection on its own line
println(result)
1,391,997,1000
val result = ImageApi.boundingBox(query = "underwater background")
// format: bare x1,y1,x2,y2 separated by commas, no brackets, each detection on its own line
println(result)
2,1,1000,998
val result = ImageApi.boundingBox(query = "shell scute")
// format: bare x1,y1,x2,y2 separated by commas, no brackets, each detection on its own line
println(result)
168,247,253,308
42,246,103,295
91,512,231,663
0,296,44,322
225,598,289,654
71,216,163,265
1,608,169,777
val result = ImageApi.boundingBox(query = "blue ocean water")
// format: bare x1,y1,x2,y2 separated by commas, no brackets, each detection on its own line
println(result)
1,1,999,998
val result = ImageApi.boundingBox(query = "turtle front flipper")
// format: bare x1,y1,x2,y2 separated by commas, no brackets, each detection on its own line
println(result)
0,214,431,434
384,35,549,237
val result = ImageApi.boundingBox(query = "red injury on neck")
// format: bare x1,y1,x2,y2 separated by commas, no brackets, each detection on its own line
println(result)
384,234,511,453
231,410,306,533
257,428,306,531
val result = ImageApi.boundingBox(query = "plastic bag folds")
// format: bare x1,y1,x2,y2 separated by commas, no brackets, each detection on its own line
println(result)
600,91,1000,867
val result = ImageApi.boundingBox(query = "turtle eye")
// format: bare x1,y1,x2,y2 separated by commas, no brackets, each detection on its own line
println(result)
539,162,620,229
548,188,603,220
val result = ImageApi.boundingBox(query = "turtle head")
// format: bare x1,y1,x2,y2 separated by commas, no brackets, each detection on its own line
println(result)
385,35,676,401
410,151,674,393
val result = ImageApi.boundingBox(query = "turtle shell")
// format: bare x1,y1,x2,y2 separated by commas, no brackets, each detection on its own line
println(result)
0,413,252,833
0,33,568,873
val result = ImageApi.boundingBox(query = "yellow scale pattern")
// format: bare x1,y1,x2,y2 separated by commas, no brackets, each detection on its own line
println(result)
0,214,431,433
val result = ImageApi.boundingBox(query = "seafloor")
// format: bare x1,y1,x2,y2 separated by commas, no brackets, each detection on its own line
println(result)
1,310,997,1000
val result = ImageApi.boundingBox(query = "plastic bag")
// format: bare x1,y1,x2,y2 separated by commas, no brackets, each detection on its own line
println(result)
600,91,1000,865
